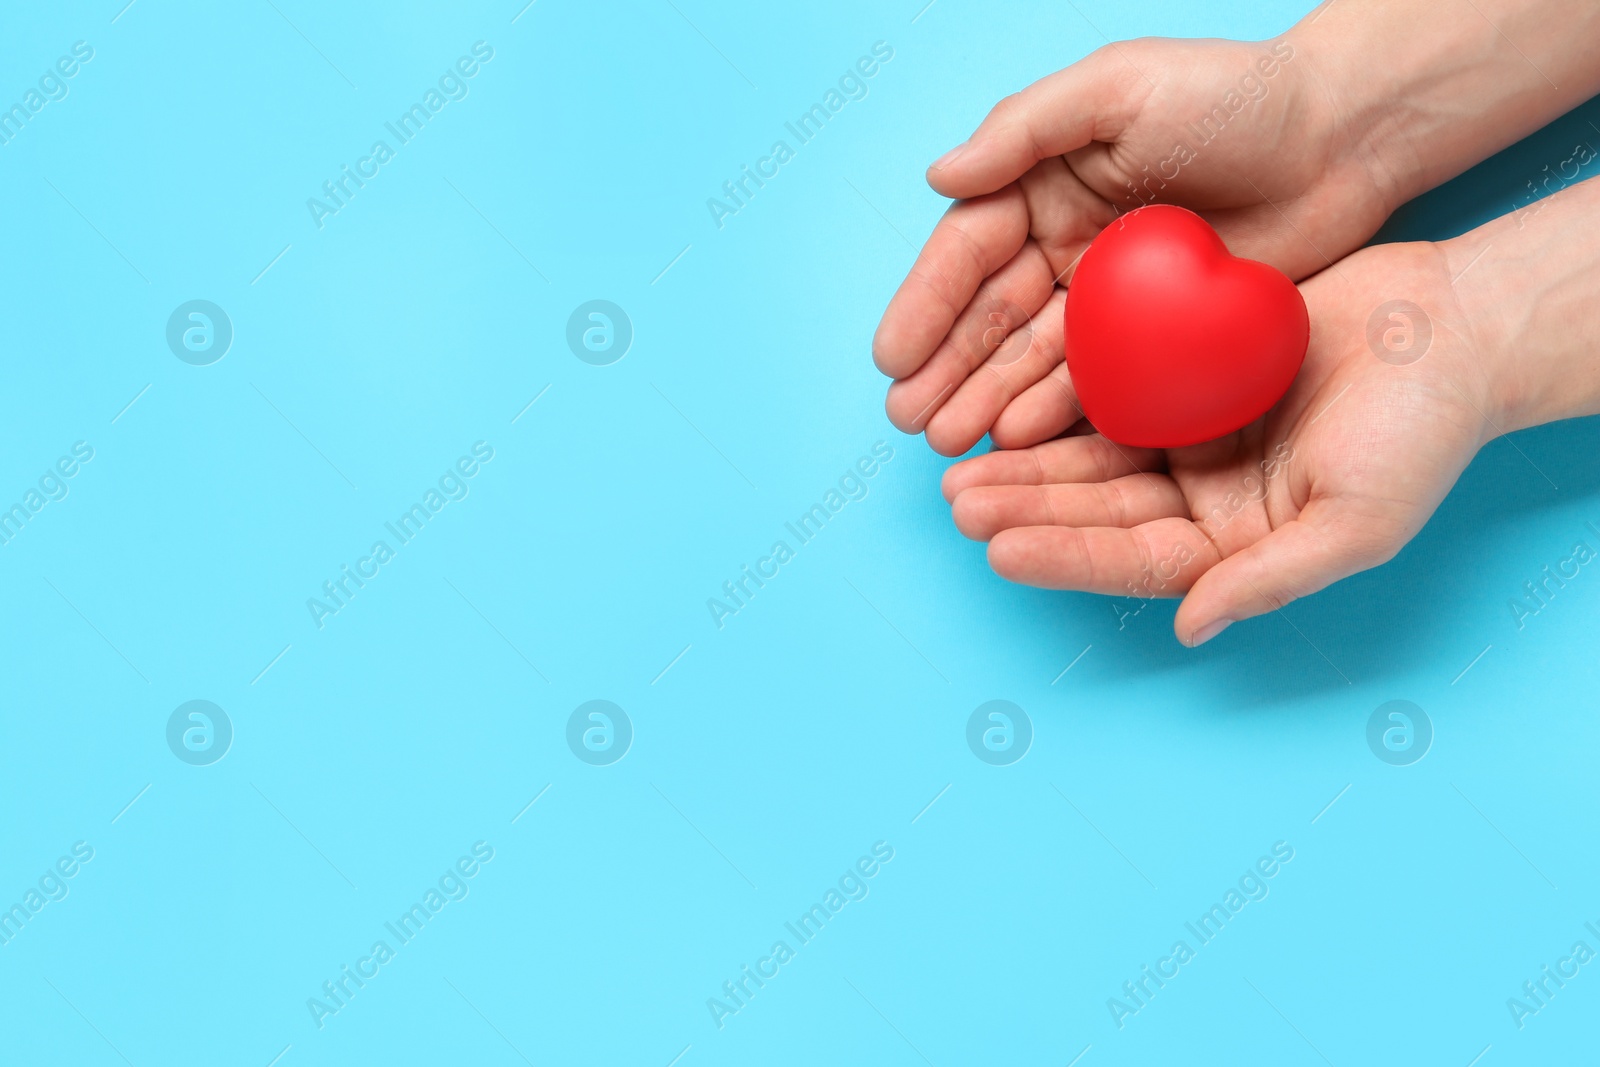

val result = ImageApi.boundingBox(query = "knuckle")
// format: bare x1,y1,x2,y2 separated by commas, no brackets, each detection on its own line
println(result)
988,91,1026,125
907,263,962,323
1101,479,1129,526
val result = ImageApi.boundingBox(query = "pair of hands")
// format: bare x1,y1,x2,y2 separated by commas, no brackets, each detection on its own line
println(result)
872,37,1510,645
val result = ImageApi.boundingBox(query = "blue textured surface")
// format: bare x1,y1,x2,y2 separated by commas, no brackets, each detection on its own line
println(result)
2,1,1599,1064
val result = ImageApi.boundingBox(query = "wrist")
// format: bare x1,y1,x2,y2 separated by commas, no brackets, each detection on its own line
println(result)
1441,183,1600,434
1283,16,1423,218
1288,0,1600,212
1436,237,1530,438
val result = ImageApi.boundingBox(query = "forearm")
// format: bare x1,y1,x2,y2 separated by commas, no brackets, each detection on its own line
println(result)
1446,173,1600,432
1290,0,1600,212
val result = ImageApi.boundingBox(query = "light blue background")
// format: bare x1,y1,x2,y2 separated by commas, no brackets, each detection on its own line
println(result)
2,1,1598,1064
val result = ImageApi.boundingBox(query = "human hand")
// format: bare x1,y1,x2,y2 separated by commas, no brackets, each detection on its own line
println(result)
872,34,1398,458
872,0,1600,461
939,239,1500,646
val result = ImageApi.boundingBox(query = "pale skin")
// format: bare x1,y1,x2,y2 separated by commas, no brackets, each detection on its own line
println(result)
872,0,1600,645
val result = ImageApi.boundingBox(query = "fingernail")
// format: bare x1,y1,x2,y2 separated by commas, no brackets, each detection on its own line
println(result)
1189,620,1231,647
931,141,968,170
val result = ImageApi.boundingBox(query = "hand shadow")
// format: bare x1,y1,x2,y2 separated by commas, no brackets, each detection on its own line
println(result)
1082,416,1600,708
1074,93,1600,707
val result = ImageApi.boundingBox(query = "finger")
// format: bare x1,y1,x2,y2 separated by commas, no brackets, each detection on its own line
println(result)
885,242,1056,439
990,362,1085,449
951,473,1187,541
1201,203,1374,284
926,47,1148,201
1018,154,1115,283
872,187,1028,380
1174,503,1398,646
920,287,1066,456
941,434,1163,502
986,517,1221,596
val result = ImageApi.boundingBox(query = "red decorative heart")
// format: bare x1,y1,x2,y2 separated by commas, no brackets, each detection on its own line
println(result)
1063,205,1308,448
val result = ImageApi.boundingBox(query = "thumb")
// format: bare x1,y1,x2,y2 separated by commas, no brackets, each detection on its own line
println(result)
1173,504,1397,647
927,46,1147,200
